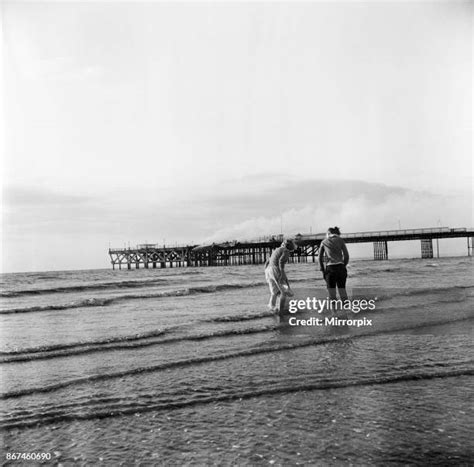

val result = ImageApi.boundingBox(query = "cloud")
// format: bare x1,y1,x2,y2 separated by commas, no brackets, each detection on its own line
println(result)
2,186,110,238
3,186,92,207
202,179,409,221
201,179,472,243
4,178,471,241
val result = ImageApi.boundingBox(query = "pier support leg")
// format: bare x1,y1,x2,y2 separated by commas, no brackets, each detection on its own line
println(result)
421,239,433,259
127,263,131,270
468,237,474,257
373,241,388,260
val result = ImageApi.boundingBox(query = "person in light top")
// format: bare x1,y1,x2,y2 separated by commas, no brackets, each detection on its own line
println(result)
318,227,349,302
265,238,296,312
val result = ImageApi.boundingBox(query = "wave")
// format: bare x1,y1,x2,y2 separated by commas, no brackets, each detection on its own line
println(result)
2,315,473,400
1,366,472,430
208,311,275,323
400,284,474,295
4,282,472,316
1,275,313,299
0,278,171,297
355,285,474,303
0,282,267,314
0,324,277,363
3,296,471,362
0,328,170,357
353,267,402,276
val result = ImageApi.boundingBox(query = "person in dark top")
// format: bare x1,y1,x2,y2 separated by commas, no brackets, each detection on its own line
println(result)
318,226,349,302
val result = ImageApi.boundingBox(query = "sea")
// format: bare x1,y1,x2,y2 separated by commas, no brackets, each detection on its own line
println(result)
1,256,473,465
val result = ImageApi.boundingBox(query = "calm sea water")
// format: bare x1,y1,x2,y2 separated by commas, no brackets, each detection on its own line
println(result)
1,257,473,465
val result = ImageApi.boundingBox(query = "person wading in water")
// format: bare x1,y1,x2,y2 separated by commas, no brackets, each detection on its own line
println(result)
265,238,296,312
319,227,350,303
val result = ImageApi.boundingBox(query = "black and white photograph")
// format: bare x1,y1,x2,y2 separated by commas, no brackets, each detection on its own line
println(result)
1,0,473,465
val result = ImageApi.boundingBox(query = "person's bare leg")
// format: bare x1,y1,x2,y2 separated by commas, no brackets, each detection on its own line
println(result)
339,287,349,302
278,292,288,314
268,278,281,311
268,292,279,310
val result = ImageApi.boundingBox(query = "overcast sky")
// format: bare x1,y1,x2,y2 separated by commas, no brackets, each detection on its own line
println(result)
2,1,472,272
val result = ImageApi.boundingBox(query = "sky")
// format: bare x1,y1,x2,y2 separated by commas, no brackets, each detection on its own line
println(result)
1,1,472,272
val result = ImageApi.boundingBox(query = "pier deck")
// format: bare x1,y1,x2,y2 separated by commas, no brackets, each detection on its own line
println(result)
109,227,474,269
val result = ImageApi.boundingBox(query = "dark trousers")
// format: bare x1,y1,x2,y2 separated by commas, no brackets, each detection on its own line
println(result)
324,264,348,301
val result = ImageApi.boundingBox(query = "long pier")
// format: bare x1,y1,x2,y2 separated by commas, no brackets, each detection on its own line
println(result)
109,227,474,270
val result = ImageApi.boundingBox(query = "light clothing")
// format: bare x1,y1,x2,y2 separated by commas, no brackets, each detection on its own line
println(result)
265,245,291,296
265,268,283,296
265,246,289,282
